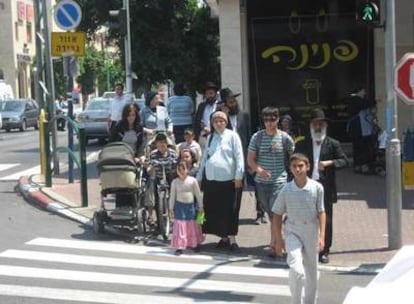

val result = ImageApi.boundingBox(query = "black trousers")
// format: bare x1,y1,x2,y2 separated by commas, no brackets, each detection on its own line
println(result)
321,200,333,255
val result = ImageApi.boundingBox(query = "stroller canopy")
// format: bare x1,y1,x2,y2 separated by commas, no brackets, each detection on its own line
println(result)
97,142,136,173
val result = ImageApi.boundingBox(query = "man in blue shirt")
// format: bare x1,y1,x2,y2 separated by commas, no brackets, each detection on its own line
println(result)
167,83,194,143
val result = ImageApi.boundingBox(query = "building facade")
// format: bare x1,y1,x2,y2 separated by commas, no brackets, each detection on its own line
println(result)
210,0,414,139
0,0,36,99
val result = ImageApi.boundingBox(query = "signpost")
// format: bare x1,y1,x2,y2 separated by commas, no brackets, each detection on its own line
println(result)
53,0,83,183
394,53,414,105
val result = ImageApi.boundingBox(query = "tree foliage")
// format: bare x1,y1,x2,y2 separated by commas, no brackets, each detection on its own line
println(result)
75,0,220,95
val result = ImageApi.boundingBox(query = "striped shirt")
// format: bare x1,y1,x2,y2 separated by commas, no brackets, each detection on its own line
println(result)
166,95,194,126
248,130,294,185
272,178,324,223
149,148,177,181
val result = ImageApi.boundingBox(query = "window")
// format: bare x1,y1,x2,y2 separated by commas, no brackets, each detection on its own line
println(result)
15,22,19,41
26,23,32,43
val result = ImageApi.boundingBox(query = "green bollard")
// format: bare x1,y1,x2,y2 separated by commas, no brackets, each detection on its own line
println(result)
44,121,52,187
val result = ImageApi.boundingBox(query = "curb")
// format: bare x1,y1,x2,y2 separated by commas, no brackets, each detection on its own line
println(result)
17,175,91,227
16,175,382,274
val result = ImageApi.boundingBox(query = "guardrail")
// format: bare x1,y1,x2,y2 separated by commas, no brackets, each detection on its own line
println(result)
42,113,88,207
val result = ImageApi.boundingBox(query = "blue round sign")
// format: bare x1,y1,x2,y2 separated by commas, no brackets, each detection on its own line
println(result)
54,0,82,31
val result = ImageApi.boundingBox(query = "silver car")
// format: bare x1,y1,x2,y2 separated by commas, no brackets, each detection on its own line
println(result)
0,99,39,132
76,98,111,144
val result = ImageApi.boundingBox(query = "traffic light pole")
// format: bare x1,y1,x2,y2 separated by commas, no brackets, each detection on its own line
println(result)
384,0,402,249
124,0,133,94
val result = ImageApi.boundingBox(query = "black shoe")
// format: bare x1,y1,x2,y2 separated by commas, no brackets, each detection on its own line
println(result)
216,239,230,249
175,249,183,256
229,243,241,253
192,245,201,253
319,253,329,264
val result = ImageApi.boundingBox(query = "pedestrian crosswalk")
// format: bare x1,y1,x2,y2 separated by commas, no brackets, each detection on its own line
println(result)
0,237,291,303
0,164,40,181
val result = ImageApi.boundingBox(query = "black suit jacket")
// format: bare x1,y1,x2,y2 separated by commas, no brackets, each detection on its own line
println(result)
294,136,347,204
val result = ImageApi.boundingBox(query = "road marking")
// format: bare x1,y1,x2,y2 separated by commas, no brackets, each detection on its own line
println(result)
0,165,40,181
0,249,288,278
0,265,290,296
0,164,19,171
0,284,255,304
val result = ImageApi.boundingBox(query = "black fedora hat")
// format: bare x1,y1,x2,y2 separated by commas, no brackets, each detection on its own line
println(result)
203,81,218,93
309,108,327,121
219,88,240,102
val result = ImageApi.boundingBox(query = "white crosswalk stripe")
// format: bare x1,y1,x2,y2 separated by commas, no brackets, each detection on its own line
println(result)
0,237,291,303
0,163,40,181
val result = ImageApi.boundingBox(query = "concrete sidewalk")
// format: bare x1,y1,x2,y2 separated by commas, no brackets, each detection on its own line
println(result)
17,162,414,273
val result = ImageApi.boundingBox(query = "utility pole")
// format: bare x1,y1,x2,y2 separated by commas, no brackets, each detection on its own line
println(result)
385,0,402,249
124,0,133,94
34,0,59,175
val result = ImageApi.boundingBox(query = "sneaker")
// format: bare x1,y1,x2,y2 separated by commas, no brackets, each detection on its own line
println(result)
261,214,268,224
254,216,262,225
229,243,241,253
216,239,230,249
175,249,183,256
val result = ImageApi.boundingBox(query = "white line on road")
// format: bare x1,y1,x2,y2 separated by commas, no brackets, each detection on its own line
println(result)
0,165,40,181
0,249,288,278
0,284,256,304
0,164,19,171
0,265,290,296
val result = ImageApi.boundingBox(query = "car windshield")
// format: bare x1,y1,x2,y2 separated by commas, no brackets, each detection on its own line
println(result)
0,100,24,112
86,99,110,111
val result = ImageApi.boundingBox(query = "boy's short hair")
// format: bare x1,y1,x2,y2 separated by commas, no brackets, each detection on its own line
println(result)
289,153,310,166
261,106,279,118
184,128,194,135
155,133,168,143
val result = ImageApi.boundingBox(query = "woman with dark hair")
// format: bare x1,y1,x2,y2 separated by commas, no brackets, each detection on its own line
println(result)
140,91,173,136
179,148,199,177
109,103,145,209
111,103,145,161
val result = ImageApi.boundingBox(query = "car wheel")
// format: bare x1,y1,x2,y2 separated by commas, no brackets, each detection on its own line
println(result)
19,120,27,132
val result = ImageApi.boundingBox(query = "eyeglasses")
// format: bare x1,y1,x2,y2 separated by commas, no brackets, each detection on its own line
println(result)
263,118,277,122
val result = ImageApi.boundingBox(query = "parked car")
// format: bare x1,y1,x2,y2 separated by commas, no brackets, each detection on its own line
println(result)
0,99,39,132
76,97,111,144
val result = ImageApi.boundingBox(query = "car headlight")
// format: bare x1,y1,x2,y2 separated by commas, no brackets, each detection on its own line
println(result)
9,116,20,122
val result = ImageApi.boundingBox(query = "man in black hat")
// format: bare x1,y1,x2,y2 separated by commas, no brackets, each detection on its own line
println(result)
294,108,348,264
193,82,219,146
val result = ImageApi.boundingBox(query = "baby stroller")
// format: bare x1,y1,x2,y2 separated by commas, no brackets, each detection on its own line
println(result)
93,142,147,235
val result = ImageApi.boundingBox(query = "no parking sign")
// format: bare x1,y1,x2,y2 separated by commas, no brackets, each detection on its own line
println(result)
54,0,82,31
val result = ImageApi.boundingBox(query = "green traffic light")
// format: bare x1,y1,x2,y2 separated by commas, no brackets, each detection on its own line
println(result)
362,4,374,21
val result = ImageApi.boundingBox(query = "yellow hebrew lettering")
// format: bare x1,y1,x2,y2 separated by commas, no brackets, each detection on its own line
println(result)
309,43,331,69
262,46,297,64
333,40,358,62
286,44,308,70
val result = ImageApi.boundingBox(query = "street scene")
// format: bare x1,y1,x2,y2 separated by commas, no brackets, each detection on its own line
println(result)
1,0,414,303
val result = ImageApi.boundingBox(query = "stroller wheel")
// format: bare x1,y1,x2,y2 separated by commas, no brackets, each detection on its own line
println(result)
93,211,105,234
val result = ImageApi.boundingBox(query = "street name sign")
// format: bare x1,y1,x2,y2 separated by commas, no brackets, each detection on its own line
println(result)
51,32,85,57
394,53,414,105
54,0,82,31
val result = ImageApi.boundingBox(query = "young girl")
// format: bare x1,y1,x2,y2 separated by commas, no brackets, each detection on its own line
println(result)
169,161,204,255
179,148,199,177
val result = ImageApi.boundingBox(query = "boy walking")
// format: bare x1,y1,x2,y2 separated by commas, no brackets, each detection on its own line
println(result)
272,153,326,304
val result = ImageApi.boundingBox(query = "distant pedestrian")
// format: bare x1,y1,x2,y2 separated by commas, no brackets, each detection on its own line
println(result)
0,69,14,100
280,114,297,140
109,83,130,138
193,82,219,147
167,83,194,143
170,161,205,255
273,153,326,304
177,128,202,166
196,111,245,253
247,106,294,256
294,108,348,264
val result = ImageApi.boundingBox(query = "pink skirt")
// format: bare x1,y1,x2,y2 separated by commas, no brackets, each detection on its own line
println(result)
171,220,205,249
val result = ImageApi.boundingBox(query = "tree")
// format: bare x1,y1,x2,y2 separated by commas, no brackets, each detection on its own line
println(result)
75,0,220,95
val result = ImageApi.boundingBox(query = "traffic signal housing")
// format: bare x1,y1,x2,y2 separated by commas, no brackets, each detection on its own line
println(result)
108,9,127,37
356,1,381,27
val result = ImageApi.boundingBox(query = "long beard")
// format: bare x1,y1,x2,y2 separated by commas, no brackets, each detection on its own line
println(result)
206,97,216,104
311,127,327,141
228,105,240,116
